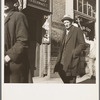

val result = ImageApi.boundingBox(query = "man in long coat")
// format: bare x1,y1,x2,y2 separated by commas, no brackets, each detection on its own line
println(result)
54,15,86,83
4,0,32,83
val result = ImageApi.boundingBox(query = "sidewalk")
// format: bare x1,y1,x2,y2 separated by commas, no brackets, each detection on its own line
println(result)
33,76,63,83
32,76,96,84
32,72,95,84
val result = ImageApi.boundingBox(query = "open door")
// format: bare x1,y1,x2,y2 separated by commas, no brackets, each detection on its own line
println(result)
23,7,43,77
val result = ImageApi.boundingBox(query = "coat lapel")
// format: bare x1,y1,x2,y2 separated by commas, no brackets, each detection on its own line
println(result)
65,25,74,44
5,11,14,24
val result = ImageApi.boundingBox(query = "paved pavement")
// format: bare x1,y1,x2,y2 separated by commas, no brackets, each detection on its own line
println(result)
78,76,96,84
33,76,63,83
33,76,96,84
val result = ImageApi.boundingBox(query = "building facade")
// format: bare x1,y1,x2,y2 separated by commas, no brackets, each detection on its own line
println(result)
20,0,96,78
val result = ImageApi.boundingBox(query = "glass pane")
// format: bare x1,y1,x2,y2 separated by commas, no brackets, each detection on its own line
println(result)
78,0,82,12
74,0,77,10
83,0,87,14
88,5,91,16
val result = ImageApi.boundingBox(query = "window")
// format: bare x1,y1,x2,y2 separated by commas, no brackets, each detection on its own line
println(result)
88,4,92,16
78,0,82,12
74,0,77,10
74,0,96,17
83,0,87,14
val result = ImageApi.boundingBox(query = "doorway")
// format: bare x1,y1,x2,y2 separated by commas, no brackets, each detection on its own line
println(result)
23,7,43,77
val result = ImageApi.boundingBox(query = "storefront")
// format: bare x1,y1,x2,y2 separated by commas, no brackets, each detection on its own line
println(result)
65,0,96,40
74,0,96,40
20,0,52,77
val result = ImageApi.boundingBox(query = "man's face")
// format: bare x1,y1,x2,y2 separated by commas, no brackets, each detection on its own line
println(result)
64,20,72,30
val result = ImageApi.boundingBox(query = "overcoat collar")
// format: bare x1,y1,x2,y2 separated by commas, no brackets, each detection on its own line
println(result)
4,10,14,24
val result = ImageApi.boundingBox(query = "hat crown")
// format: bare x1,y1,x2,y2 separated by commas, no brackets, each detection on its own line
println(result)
61,14,73,22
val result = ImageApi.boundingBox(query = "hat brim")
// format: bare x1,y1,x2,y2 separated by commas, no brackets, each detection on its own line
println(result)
61,17,73,22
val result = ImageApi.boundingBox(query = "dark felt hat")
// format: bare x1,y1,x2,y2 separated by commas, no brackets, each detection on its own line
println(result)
61,15,73,22
5,0,18,3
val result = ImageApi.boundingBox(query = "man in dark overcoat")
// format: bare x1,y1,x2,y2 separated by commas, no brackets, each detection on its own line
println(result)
4,0,32,83
54,15,86,83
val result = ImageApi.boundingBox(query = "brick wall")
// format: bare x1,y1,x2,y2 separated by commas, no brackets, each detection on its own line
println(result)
52,0,65,23
50,0,65,77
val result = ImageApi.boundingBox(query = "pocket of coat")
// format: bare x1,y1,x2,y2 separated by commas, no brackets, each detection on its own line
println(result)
72,49,80,59
70,57,79,69
9,62,23,73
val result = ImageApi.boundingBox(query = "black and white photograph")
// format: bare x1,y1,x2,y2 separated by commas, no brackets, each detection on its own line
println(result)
2,0,99,100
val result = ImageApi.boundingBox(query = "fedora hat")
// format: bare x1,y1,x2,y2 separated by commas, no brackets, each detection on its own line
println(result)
5,0,18,4
61,15,73,22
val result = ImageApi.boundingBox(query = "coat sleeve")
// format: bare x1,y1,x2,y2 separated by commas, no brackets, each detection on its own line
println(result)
72,28,86,58
6,13,29,62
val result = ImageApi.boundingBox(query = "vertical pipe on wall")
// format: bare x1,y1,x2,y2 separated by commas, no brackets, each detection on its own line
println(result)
65,0,74,19
47,0,52,78
39,44,43,77
47,15,51,78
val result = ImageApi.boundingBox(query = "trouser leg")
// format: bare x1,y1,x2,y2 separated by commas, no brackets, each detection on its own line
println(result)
70,76,76,83
4,65,10,83
58,69,71,83
58,69,76,83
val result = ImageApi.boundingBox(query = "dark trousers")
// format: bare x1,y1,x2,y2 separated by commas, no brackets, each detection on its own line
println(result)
58,69,76,83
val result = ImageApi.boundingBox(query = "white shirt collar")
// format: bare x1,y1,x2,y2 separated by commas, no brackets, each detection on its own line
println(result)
66,30,69,35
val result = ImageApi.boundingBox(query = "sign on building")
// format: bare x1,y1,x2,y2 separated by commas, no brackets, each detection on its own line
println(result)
28,0,50,12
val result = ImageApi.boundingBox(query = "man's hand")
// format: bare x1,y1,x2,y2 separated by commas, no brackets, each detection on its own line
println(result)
4,55,11,64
